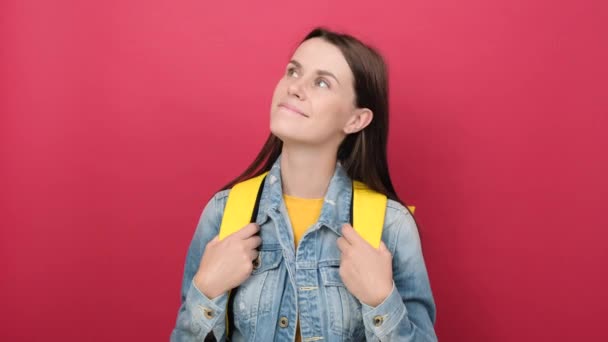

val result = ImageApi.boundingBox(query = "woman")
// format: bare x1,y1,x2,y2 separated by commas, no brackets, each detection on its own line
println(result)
171,27,437,341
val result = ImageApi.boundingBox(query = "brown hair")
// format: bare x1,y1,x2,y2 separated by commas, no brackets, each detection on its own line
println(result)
222,27,402,204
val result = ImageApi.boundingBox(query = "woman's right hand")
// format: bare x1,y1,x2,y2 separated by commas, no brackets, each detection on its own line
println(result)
193,223,262,299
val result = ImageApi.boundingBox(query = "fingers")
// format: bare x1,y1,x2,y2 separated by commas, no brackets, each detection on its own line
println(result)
245,235,262,250
336,236,350,253
234,223,260,239
341,223,362,245
249,249,260,262
341,225,389,253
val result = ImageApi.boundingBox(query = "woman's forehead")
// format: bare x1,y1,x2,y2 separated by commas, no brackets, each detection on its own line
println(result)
290,38,353,82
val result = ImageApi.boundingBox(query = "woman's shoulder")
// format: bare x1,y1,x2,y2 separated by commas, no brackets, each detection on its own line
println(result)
382,199,420,252
204,189,231,214
211,189,231,202
385,199,414,221
195,189,231,222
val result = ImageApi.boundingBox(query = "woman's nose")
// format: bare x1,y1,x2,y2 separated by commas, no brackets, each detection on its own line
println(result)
287,78,306,100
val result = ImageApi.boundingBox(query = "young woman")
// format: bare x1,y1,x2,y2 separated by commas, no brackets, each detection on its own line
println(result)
171,27,437,341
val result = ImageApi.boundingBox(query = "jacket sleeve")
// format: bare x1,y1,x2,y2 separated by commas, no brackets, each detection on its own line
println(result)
171,192,229,342
361,208,438,341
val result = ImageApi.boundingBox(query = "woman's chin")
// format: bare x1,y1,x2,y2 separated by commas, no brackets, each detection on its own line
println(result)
270,121,298,141
271,129,307,146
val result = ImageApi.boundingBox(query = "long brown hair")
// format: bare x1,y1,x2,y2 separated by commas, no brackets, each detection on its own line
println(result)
221,27,402,204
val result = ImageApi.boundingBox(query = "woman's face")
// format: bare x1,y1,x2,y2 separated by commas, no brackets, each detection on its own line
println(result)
270,38,365,148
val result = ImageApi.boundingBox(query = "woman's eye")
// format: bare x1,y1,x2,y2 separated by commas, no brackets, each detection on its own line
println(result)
315,78,330,88
286,67,298,77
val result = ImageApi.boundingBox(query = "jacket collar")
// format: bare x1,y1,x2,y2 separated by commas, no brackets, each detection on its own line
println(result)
256,155,352,236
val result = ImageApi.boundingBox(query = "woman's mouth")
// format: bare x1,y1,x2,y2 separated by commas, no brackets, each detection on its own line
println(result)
278,103,308,117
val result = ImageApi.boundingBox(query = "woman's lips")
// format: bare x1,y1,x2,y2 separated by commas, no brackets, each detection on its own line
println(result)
278,103,308,117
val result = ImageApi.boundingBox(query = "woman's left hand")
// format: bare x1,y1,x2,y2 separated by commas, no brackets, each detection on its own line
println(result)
336,223,394,307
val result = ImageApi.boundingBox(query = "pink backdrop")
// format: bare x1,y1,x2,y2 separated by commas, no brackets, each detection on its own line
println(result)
1,0,607,341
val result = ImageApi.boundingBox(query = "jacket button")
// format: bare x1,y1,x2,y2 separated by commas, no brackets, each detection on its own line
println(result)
202,307,214,319
373,315,384,327
252,254,261,269
279,316,289,328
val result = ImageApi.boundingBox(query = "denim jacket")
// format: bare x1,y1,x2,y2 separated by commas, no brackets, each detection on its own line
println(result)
171,156,437,341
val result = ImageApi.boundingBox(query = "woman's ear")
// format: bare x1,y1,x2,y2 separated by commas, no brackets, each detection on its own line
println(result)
343,108,373,134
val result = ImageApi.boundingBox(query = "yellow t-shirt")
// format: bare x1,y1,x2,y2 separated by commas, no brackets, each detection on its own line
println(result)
283,194,324,342
283,194,324,249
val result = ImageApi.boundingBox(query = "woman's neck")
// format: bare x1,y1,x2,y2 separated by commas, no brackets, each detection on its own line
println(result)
280,145,336,199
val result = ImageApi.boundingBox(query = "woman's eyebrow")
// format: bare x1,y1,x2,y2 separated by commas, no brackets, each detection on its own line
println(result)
317,70,340,85
289,59,341,85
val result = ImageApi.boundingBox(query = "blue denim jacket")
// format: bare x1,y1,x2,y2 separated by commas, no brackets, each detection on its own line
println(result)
171,157,437,341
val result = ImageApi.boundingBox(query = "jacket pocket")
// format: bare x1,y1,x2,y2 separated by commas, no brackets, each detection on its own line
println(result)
319,262,365,340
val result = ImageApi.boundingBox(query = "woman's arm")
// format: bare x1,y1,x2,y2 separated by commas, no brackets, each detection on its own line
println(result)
361,208,438,341
170,192,229,342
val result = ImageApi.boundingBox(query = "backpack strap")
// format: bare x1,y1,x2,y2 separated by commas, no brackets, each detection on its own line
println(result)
351,180,388,249
219,172,268,240
351,181,417,248
218,172,267,341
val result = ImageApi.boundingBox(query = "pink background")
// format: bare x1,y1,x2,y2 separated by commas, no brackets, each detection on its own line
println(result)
1,0,607,340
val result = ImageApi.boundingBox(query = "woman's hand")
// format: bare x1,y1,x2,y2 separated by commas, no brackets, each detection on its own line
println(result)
193,223,262,299
336,223,394,307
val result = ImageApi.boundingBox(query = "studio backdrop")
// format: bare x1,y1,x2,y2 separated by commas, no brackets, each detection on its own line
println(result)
1,0,606,341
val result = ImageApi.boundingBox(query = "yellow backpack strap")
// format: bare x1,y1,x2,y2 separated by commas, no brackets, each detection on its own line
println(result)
219,172,269,241
352,181,416,249
218,172,268,339
352,181,387,249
